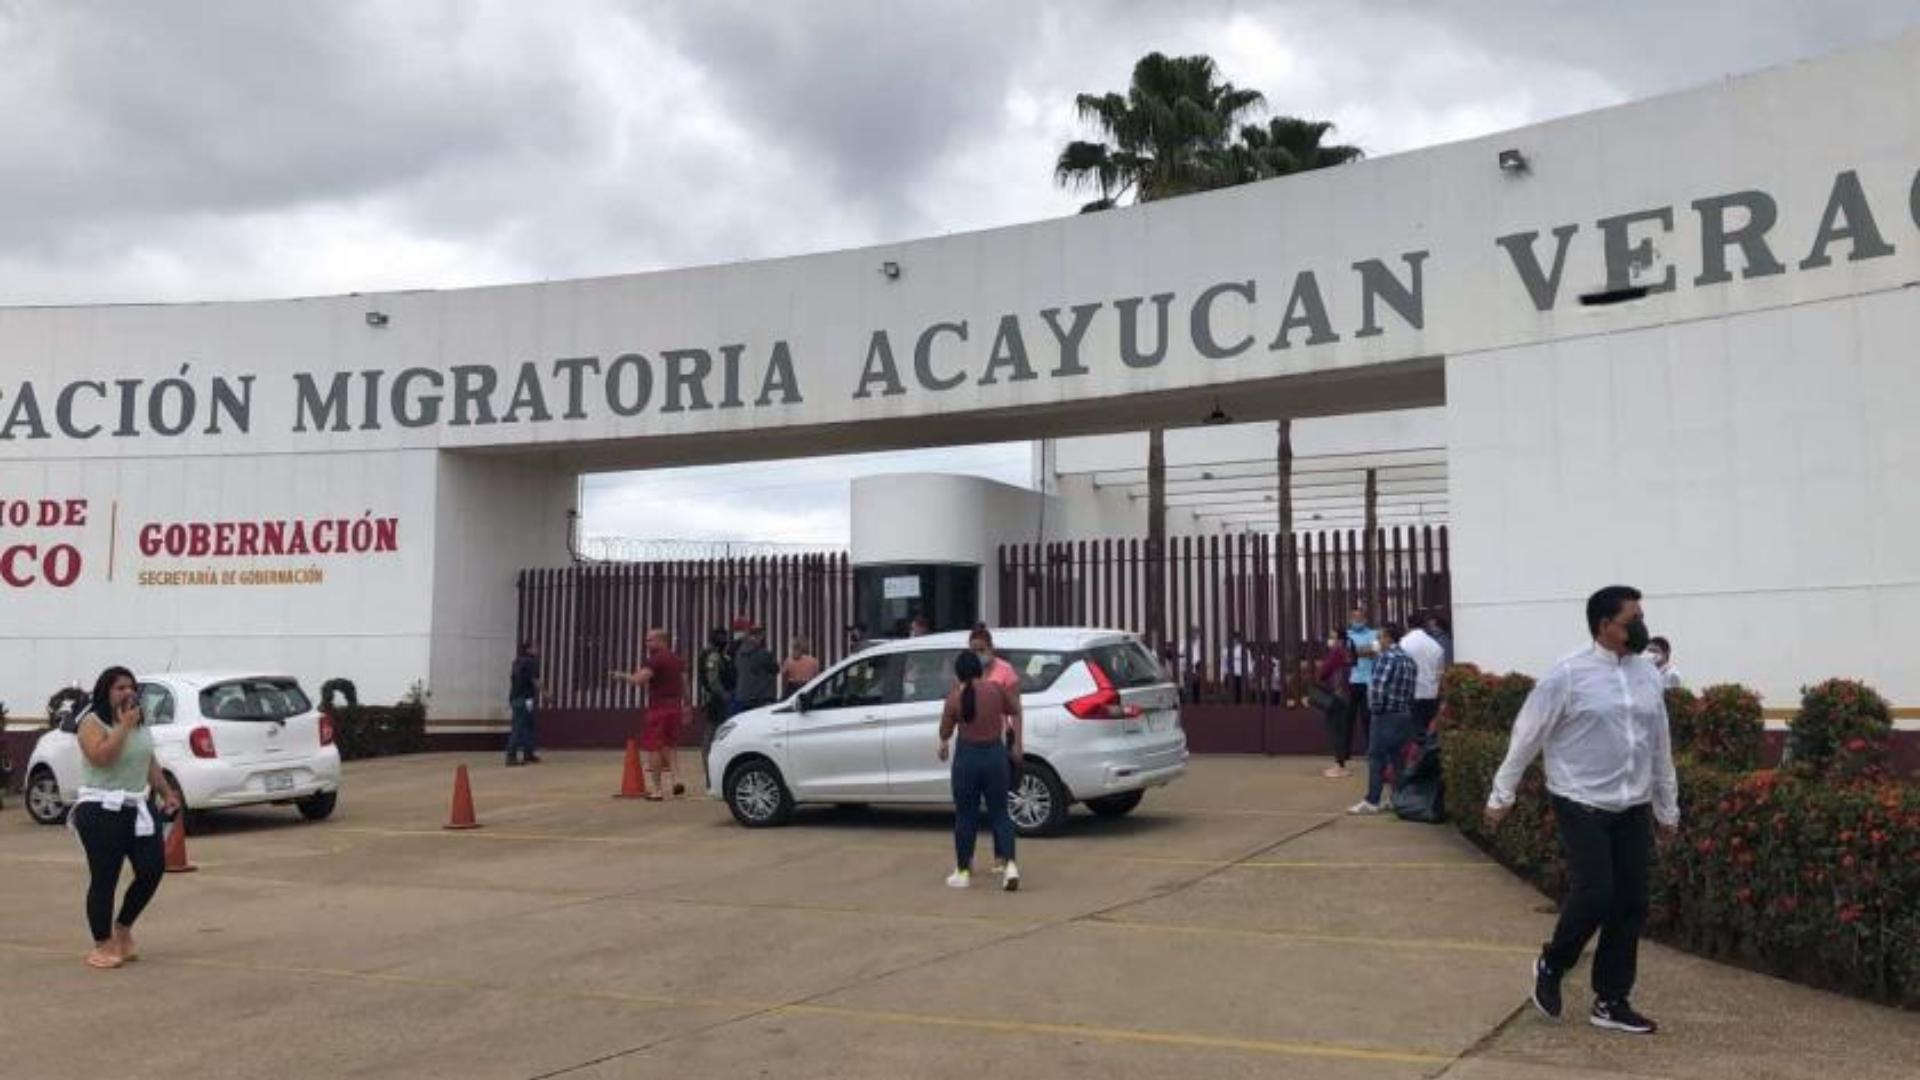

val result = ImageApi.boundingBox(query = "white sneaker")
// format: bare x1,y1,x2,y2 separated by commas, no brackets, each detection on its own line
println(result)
1347,800,1382,815
1001,860,1020,892
945,869,971,889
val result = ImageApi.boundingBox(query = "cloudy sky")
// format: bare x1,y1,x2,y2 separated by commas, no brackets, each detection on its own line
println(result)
3,1,1914,543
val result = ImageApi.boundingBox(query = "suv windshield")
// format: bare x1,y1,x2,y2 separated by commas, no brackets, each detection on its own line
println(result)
1086,641,1165,688
199,678,313,722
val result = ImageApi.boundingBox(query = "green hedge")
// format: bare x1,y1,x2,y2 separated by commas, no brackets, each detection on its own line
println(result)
1441,667,1917,1008
1790,679,1894,781
329,702,427,761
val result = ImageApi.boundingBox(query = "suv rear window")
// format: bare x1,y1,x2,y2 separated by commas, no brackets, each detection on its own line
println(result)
998,650,1074,693
894,648,1077,700
1087,641,1166,688
199,678,313,721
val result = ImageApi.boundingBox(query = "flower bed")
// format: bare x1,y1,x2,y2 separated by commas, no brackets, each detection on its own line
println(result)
1438,666,1919,1008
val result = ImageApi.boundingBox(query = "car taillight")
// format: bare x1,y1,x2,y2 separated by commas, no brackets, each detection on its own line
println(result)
189,726,217,759
319,714,335,747
1066,660,1145,721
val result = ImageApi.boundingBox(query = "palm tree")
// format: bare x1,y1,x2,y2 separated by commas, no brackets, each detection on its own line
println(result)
1213,116,1364,185
1054,53,1265,213
1054,53,1362,658
1055,55,1263,649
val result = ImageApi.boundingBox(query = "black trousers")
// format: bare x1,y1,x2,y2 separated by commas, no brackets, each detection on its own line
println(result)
1545,797,1652,1001
1321,694,1353,766
1347,689,1372,760
73,803,166,943
1413,697,1440,731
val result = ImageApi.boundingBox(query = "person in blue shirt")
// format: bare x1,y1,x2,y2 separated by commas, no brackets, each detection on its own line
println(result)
1344,605,1381,760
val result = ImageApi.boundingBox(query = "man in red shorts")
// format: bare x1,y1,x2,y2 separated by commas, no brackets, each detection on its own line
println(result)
611,628,688,800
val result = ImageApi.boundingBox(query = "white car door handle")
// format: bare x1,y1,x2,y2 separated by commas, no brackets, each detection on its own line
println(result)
860,714,883,725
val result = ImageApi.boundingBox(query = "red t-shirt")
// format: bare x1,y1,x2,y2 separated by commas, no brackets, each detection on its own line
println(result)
646,649,685,704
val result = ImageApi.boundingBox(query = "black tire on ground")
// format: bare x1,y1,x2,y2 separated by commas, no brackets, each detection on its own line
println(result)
163,773,209,831
297,791,338,821
1084,791,1145,817
26,767,68,826
725,758,794,828
1010,762,1071,837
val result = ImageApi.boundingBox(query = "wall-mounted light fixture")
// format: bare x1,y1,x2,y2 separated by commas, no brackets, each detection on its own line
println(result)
880,261,901,280
365,311,390,328
1497,148,1529,174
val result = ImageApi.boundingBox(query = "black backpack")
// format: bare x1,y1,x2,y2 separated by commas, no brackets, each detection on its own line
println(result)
1391,733,1447,824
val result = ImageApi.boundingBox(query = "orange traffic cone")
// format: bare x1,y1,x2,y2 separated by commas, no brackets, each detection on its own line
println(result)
613,738,649,799
163,817,198,873
444,764,481,830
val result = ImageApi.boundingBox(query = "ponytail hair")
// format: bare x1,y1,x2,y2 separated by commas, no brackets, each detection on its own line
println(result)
954,650,983,723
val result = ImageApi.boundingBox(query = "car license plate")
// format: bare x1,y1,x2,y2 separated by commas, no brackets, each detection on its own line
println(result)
1149,713,1172,733
263,771,295,794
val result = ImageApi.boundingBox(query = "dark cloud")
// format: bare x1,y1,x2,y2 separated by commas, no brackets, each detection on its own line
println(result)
0,2,595,254
0,0,1911,306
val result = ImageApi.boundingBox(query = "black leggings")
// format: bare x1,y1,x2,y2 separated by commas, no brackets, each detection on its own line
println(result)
73,803,165,943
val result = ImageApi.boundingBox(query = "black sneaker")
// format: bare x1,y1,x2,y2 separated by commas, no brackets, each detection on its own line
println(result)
1590,998,1657,1035
1531,953,1563,1019
524,754,543,765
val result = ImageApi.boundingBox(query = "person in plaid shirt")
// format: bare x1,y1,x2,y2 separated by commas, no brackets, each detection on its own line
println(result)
1351,623,1416,815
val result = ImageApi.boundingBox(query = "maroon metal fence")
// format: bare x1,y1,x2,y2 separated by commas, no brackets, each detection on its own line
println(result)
515,553,855,714
997,526,1450,708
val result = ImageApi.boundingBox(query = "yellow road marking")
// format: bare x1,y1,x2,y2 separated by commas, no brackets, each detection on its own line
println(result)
657,896,1531,956
325,826,1491,871
780,1003,1453,1065
0,938,1454,1066
1083,917,1535,956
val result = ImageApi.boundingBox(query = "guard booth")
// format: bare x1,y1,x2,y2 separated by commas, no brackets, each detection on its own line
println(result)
852,563,980,637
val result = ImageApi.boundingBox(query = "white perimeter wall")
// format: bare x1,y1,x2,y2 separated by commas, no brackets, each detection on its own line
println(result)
1450,287,1920,707
428,454,575,721
1,450,439,718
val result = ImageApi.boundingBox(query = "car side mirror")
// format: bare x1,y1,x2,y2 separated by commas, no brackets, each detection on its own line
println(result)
793,693,809,714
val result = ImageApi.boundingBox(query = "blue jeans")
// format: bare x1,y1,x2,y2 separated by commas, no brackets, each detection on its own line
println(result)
1366,709,1416,805
951,742,1015,871
508,698,537,759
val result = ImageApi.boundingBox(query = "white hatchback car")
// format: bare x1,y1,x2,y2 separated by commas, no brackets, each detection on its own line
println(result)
23,672,343,826
707,628,1187,836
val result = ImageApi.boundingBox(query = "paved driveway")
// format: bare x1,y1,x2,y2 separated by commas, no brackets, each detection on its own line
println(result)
2,753,1913,1078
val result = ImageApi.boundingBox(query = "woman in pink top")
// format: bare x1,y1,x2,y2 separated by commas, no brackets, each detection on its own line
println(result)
969,626,1022,695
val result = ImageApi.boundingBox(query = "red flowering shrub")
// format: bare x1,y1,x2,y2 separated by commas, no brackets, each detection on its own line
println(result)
1692,684,1765,772
1443,672,1919,1008
1437,665,1536,735
1664,686,1700,754
1790,679,1893,780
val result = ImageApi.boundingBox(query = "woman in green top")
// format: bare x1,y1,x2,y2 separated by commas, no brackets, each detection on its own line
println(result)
73,666,183,970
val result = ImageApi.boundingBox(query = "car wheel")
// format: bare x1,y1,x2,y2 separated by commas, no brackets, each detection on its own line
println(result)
26,767,68,826
1085,791,1144,818
297,791,338,821
163,773,208,831
725,758,793,828
1010,763,1070,837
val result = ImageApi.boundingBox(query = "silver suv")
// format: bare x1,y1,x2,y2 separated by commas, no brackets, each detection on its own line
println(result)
707,628,1188,835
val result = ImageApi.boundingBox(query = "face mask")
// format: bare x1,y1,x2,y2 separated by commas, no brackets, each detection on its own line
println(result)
1624,616,1650,654
1646,649,1667,667
973,649,990,662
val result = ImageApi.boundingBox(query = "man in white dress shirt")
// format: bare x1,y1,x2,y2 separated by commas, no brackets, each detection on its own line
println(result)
1485,585,1679,1036
1400,611,1447,732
